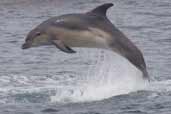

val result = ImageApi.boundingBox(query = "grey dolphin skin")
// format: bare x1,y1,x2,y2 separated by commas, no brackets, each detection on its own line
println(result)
22,3,149,79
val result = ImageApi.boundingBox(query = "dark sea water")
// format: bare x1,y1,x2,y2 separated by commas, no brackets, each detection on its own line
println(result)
0,0,171,114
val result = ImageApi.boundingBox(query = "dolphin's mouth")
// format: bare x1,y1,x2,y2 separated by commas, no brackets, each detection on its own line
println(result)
22,43,30,49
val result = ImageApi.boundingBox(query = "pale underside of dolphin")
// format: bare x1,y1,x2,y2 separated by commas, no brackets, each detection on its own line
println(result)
22,3,149,79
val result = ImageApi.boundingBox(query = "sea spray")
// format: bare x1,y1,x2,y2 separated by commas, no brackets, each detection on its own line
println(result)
50,49,147,103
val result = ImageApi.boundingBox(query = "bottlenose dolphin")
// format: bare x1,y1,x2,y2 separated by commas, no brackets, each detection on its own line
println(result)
22,3,149,79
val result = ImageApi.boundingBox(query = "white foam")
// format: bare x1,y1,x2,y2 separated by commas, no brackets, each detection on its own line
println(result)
0,49,149,103
50,49,148,103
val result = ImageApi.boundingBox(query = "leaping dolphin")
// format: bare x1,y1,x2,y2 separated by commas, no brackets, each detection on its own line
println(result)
22,3,149,79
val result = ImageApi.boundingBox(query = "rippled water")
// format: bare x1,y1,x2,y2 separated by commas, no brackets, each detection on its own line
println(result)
0,0,171,114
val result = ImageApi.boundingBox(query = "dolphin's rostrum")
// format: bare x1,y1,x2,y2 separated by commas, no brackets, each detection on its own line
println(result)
22,3,149,79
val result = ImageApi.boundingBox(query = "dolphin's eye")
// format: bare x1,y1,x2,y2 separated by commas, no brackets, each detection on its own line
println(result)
36,32,41,36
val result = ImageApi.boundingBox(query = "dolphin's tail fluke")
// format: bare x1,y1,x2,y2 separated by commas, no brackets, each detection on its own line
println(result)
142,69,150,81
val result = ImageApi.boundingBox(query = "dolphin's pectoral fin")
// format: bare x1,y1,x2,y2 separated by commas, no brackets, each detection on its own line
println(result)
52,40,76,53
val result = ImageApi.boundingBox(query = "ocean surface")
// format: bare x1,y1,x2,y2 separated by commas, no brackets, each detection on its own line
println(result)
0,0,171,114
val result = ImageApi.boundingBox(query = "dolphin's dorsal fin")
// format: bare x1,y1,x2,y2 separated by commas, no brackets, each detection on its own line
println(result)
88,3,113,16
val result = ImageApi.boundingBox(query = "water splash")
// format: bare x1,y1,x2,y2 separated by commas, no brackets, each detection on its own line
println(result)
50,49,148,103
0,49,150,104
